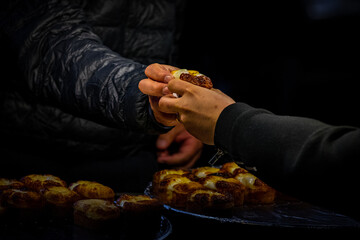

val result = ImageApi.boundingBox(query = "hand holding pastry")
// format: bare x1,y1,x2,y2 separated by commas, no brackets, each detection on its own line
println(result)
159,79,235,145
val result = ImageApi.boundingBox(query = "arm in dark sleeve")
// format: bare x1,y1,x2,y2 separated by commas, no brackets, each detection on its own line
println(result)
1,0,169,134
215,102,360,212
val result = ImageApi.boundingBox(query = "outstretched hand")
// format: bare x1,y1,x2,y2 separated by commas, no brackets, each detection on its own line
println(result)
139,63,203,168
158,79,235,145
139,63,178,126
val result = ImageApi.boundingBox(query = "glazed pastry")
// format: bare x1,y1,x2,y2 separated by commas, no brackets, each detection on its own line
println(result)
116,194,162,215
21,174,67,192
171,69,213,89
73,199,120,229
0,178,24,191
69,180,115,200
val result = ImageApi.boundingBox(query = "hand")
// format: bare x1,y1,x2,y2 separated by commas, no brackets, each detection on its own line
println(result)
156,123,203,169
158,79,235,145
139,63,178,126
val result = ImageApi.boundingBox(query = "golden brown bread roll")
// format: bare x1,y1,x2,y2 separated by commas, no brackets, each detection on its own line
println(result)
69,180,115,200
73,199,120,229
41,186,80,207
0,178,24,191
156,174,204,208
221,162,276,204
116,194,162,214
20,174,67,192
199,175,245,206
186,189,234,212
1,189,44,209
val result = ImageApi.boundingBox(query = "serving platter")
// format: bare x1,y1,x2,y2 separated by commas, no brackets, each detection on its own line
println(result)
0,196,172,240
145,182,360,229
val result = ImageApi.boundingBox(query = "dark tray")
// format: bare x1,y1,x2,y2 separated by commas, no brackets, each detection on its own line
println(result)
144,182,360,230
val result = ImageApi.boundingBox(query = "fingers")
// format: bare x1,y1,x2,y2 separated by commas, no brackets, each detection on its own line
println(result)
167,78,196,96
138,78,167,97
158,94,180,114
145,63,178,83
149,96,177,126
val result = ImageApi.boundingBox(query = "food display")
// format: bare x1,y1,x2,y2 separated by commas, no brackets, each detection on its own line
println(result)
152,162,276,212
2,162,356,233
0,174,162,230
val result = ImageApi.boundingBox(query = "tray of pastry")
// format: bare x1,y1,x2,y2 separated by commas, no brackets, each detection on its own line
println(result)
0,175,172,240
145,162,360,229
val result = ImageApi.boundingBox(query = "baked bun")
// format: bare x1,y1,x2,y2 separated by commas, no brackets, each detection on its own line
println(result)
234,172,276,204
157,174,203,208
221,162,276,204
220,162,248,176
73,199,120,230
116,194,162,215
200,175,245,206
41,186,80,208
21,174,66,192
186,189,234,212
69,180,114,200
152,162,277,212
0,178,24,191
190,166,220,180
171,69,213,89
152,169,189,195
1,189,44,209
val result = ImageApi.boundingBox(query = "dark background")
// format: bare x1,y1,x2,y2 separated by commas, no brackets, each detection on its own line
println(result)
178,0,360,127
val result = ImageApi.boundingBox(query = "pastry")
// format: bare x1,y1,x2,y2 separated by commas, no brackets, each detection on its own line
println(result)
0,178,24,191
221,162,276,204
69,180,115,200
73,199,120,230
116,194,162,216
199,175,245,206
21,174,67,192
156,174,204,208
41,186,80,207
1,189,44,209
171,69,213,89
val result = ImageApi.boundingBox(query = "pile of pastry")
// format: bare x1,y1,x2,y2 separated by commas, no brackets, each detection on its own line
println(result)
153,162,276,212
0,174,161,229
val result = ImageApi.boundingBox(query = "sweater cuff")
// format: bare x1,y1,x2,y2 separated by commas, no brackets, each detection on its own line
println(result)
148,104,174,134
214,102,253,153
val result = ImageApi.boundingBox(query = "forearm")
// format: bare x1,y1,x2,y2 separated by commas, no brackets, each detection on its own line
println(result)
215,103,360,206
2,0,167,134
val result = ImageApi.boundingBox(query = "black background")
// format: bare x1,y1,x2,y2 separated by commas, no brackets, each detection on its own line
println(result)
178,0,360,127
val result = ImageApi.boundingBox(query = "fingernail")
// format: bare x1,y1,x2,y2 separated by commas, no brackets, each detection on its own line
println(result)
164,75,173,83
162,86,171,95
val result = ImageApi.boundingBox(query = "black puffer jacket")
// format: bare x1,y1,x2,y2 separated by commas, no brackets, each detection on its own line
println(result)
0,0,184,190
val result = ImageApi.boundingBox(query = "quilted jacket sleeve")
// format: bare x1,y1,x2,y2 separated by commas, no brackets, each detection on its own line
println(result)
0,0,169,134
